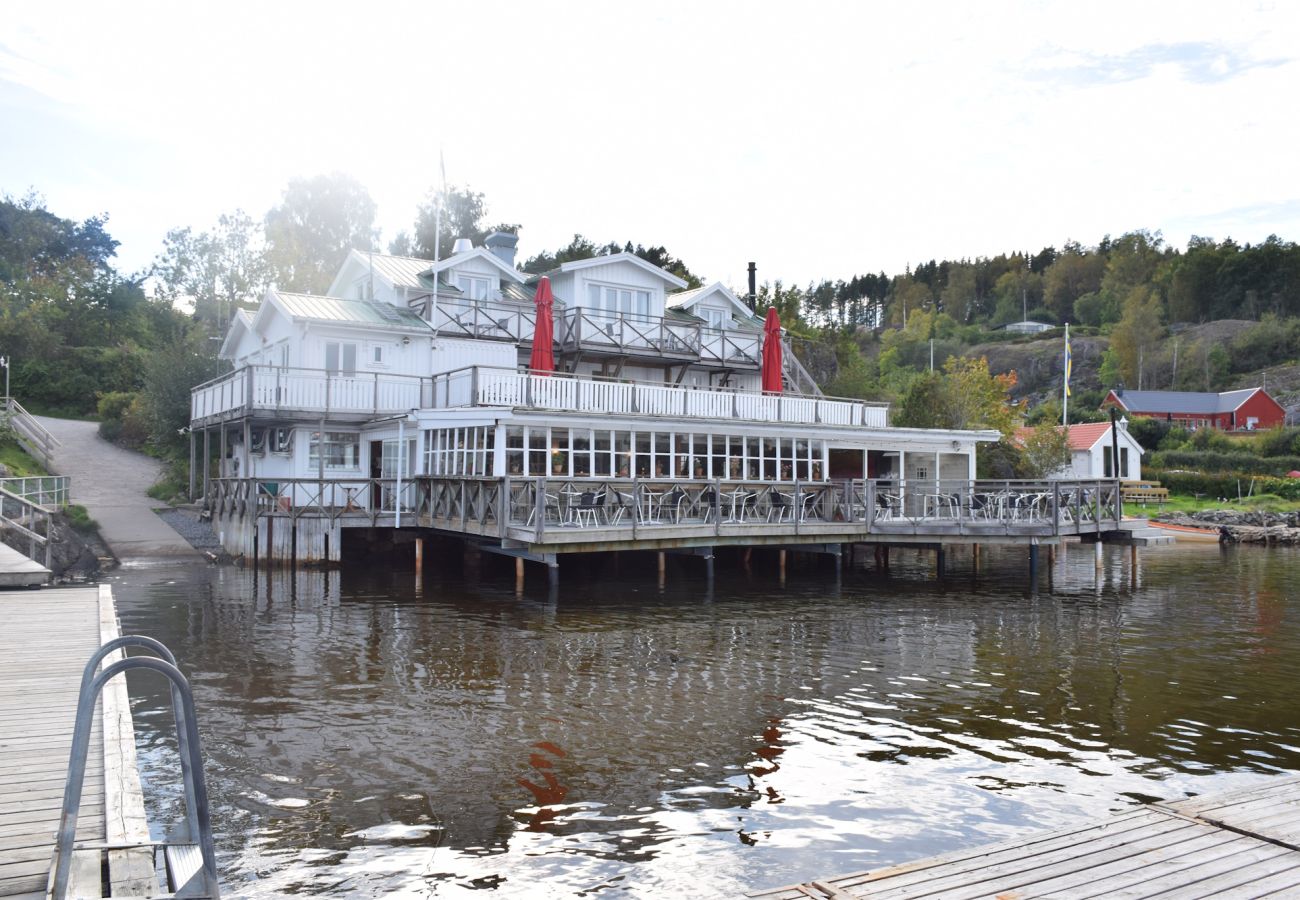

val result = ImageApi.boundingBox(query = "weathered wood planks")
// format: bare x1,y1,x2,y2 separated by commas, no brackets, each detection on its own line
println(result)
748,776,1300,900
0,584,155,899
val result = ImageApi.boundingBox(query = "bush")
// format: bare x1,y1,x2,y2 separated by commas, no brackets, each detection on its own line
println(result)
1150,449,1300,476
1146,467,1300,501
96,390,148,448
64,504,98,533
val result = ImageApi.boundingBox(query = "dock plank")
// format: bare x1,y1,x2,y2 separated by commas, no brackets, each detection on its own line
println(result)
749,777,1300,900
0,584,148,900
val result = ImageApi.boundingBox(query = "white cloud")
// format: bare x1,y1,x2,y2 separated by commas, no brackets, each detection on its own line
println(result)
2,0,1297,286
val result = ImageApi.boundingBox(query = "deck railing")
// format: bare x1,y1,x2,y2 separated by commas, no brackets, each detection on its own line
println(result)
0,475,70,510
430,367,890,428
558,308,705,359
194,364,890,428
0,484,52,568
191,366,430,422
207,476,1123,545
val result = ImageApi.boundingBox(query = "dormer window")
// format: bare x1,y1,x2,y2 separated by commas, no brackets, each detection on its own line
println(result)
457,274,491,300
702,308,727,329
588,283,651,318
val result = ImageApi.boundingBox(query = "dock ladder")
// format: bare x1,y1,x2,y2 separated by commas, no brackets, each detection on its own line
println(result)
48,636,220,898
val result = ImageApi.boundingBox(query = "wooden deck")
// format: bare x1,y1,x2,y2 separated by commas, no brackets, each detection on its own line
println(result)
748,775,1300,899
0,585,151,899
0,544,49,589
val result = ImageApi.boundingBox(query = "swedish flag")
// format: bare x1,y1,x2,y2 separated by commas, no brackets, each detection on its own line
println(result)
1064,324,1072,398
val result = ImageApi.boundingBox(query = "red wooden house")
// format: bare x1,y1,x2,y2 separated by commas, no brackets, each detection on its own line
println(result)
1101,387,1285,431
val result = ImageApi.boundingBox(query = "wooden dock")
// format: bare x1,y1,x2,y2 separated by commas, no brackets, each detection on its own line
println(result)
749,775,1300,899
0,585,152,899
0,544,49,589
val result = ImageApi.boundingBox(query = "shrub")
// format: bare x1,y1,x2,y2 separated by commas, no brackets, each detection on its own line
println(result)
1145,467,1300,501
64,504,98,533
96,390,148,448
1150,450,1300,476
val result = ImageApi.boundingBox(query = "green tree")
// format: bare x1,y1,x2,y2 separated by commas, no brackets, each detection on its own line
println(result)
264,173,378,293
1019,424,1072,478
894,356,1022,436
1107,285,1163,388
1043,241,1104,322
151,211,270,328
409,185,518,261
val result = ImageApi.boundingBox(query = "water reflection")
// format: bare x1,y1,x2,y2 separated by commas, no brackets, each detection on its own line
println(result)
111,543,1300,897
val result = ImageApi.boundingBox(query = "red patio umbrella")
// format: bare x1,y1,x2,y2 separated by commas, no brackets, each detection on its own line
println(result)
761,307,783,394
529,276,555,375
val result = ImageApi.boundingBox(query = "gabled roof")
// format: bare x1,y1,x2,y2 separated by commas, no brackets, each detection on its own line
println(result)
328,248,524,296
219,308,257,359
1013,422,1144,453
666,282,762,327
1108,388,1266,415
253,289,434,335
544,252,690,289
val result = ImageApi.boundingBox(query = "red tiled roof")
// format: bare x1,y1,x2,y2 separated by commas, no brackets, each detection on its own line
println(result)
1014,422,1112,451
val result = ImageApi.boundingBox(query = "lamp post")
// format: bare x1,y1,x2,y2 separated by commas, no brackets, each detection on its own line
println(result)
0,355,9,403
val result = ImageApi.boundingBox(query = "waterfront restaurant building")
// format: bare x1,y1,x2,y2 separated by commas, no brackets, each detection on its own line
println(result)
192,235,1004,562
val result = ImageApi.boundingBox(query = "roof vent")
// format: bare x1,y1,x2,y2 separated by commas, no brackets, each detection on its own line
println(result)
452,237,474,255
484,231,519,268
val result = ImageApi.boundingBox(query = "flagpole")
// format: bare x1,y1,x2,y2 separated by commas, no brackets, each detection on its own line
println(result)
1062,322,1069,427
429,150,447,344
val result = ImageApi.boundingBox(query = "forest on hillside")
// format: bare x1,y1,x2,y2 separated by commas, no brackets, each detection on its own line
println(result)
4,176,1300,486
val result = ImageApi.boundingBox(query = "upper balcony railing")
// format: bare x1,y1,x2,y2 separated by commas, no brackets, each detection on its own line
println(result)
192,366,888,428
428,296,762,367
431,367,889,428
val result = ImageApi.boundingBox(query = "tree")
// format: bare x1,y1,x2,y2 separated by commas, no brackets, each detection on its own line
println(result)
409,185,518,260
151,211,270,328
1044,241,1104,322
1019,424,1072,478
1107,285,1163,388
894,356,1022,436
264,173,378,293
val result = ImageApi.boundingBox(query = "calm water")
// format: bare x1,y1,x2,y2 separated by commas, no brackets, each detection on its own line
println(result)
109,542,1300,897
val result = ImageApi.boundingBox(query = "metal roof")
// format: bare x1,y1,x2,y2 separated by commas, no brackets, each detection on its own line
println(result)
1112,388,1260,415
364,252,437,289
273,291,434,331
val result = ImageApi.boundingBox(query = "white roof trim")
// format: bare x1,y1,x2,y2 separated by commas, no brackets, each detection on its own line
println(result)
557,252,690,289
426,247,526,284
218,308,255,360
668,282,755,321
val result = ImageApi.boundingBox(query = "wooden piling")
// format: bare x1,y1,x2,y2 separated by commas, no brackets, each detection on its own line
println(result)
414,537,423,577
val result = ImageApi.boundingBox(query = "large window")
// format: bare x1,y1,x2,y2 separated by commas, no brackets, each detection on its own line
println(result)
308,431,360,470
325,342,357,376
425,427,495,476
701,307,727,329
587,283,651,318
496,424,826,482
457,274,491,300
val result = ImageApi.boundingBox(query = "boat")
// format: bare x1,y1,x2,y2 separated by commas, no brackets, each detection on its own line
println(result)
1149,520,1222,542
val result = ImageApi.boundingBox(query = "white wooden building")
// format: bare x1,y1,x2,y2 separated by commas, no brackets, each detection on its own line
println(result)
194,236,1018,562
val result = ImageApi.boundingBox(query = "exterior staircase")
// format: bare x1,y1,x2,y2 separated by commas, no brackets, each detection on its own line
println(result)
782,337,823,396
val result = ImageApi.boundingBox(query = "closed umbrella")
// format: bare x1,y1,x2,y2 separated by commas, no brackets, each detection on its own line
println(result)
761,307,783,394
529,276,555,375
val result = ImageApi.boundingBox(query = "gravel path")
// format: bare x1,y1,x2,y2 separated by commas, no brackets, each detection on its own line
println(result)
35,416,205,563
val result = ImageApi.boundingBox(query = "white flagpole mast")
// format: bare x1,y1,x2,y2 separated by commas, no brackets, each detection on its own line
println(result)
1063,322,1069,427
429,150,447,341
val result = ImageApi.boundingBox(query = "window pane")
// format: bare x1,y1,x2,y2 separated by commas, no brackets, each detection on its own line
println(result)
341,343,357,375
325,342,339,374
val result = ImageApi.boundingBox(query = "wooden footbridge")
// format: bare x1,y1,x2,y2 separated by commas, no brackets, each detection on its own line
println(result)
749,775,1300,899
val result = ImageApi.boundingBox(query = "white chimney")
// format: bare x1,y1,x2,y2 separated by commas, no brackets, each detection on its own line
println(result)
451,237,473,255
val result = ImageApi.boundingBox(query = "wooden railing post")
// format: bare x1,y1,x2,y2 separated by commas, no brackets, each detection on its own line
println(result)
533,477,544,543
471,366,480,406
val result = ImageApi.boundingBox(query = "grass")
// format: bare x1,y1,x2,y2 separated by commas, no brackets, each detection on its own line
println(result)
1158,492,1300,515
64,504,97,532
0,436,47,477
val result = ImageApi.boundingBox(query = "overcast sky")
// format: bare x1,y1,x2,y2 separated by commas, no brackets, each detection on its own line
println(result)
2,0,1297,291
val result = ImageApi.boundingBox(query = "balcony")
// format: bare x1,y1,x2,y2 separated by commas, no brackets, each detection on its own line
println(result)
192,365,889,429
427,297,762,367
431,367,889,428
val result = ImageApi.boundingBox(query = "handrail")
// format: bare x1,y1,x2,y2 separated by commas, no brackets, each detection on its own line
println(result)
51,649,220,899
3,396,61,447
0,484,51,569
0,474,70,509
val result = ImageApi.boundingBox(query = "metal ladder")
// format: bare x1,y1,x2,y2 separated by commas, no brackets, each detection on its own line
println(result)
49,636,220,899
